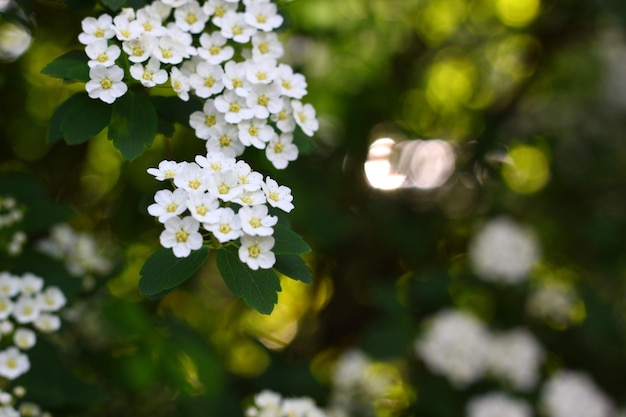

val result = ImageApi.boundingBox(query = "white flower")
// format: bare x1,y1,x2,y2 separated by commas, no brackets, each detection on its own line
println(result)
174,0,209,34
148,188,189,223
251,32,284,62
487,328,544,391
37,286,67,312
234,160,263,191
135,8,167,37
245,58,277,85
12,297,39,324
0,321,12,334
214,90,255,124
159,216,203,258
526,283,579,327
0,298,14,321
266,133,298,169
238,205,277,236
146,1,174,21
246,83,282,119
222,60,250,97
205,124,245,157
195,151,235,173
147,160,182,181
262,177,294,212
85,39,121,68
245,2,283,32
18,403,41,417
271,98,296,133
130,57,168,87
112,13,143,41
469,217,540,284
186,193,220,223
189,61,225,98
203,207,242,243
275,64,307,99
238,234,275,270
85,65,128,104
207,170,243,201
160,0,188,8
173,162,211,194
220,11,256,43
541,371,614,417
203,0,238,26
33,314,61,332
291,100,319,137
0,347,29,380
78,14,115,45
153,34,186,65
170,67,191,101
13,328,36,350
19,274,43,296
189,99,226,140
238,118,275,149
0,273,19,298
415,309,490,387
197,31,234,65
233,189,266,206
467,392,532,417
122,34,156,63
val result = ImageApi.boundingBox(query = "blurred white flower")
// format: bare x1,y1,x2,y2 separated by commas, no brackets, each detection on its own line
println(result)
487,328,544,391
467,392,532,417
541,371,614,417
469,217,540,284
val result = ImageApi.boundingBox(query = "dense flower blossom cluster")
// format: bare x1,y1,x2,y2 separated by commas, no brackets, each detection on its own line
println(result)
245,390,327,417
540,371,614,417
466,392,532,417
147,154,293,267
0,196,26,257
36,223,113,278
0,271,66,380
0,387,51,417
78,0,318,169
468,217,540,284
415,310,544,390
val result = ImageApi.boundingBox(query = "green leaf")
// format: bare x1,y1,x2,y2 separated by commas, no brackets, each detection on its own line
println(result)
138,247,209,297
59,92,112,145
150,95,203,127
41,50,90,82
216,247,281,315
48,93,84,144
102,0,126,10
274,254,312,284
272,224,312,255
108,91,158,160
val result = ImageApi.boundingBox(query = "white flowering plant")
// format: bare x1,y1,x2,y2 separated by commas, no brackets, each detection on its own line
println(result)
42,0,316,315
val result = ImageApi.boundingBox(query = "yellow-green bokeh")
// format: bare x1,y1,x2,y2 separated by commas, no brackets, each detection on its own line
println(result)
502,144,550,194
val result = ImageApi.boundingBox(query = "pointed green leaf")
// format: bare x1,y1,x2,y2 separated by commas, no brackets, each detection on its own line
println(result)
58,92,112,145
48,93,84,144
102,0,126,11
108,91,158,160
216,247,281,315
274,255,312,284
41,50,90,82
139,247,209,297
272,224,311,255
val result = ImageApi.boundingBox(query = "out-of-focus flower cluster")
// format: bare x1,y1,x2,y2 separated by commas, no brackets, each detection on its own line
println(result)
415,309,544,390
326,349,411,417
541,371,614,417
245,390,327,417
0,271,66,381
469,217,540,284
36,223,113,280
147,154,293,268
0,386,52,417
466,392,532,417
0,196,26,257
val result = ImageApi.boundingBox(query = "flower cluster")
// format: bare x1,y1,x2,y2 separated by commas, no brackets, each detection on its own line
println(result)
0,386,52,417
415,310,544,390
36,223,113,279
245,390,327,417
148,153,293,268
0,271,66,381
526,282,581,328
468,217,540,284
0,196,26,257
78,0,318,170
466,392,532,417
540,371,614,417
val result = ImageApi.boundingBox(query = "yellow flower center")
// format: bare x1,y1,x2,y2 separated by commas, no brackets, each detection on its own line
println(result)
219,224,231,234
164,169,175,178
298,112,306,123
143,22,153,32
209,45,221,55
232,25,243,36
22,306,32,316
248,126,259,137
166,203,178,213
248,244,260,258
242,196,253,205
258,95,269,106
6,358,16,369
218,184,230,194
162,49,173,59
256,71,267,81
282,80,292,90
250,218,262,228
214,6,225,17
94,28,105,38
273,142,284,153
173,80,181,90
196,205,207,216
256,14,267,24
121,29,130,38
210,162,222,171
205,115,216,126
219,135,231,147
233,78,243,88
176,230,189,243
229,102,241,113
278,111,287,121
186,13,197,24
204,76,215,87
97,53,108,63
188,179,201,189
142,71,153,81
259,42,269,54
100,78,113,90
133,46,143,56
269,191,280,202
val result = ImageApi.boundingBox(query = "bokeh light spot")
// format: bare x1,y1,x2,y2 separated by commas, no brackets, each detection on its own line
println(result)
502,145,550,194
364,138,406,190
496,0,540,28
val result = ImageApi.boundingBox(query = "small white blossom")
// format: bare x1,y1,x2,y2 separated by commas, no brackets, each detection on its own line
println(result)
33,314,61,333
0,298,14,321
78,14,115,45
173,162,211,194
13,328,36,350
222,60,250,97
246,83,282,119
291,100,319,137
251,32,284,62
159,216,203,258
0,273,19,298
186,193,220,223
147,160,181,181
266,133,298,169
207,170,243,201
245,58,277,85
245,2,283,32
238,118,275,149
234,160,263,191
0,347,29,380
238,234,275,270
19,274,43,296
148,188,189,223
12,297,39,324
197,31,234,65
467,392,532,417
170,67,191,101
174,0,209,34
203,207,242,242
37,286,67,312
220,11,256,43
189,99,227,139
271,98,296,133
238,205,277,236
541,371,614,417
112,13,143,41
487,328,544,391
122,34,156,63
203,0,238,26
205,124,245,157
262,177,294,212
275,64,307,99
189,61,225,98
130,57,168,87
214,90,255,124
85,65,128,104
85,39,121,68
